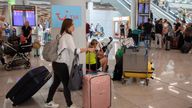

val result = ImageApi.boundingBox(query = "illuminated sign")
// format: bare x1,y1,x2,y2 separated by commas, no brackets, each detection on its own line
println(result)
8,0,15,5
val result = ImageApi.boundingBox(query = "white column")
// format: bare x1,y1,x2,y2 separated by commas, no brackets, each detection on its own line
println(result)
131,0,137,29
51,0,87,72
88,1,93,10
87,1,94,23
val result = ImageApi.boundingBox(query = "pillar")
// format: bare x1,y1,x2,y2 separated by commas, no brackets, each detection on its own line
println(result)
87,1,93,23
131,0,137,29
51,0,87,72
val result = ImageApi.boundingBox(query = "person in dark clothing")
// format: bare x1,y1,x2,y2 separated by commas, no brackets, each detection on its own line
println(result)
155,19,163,48
174,18,181,37
176,26,185,49
150,11,153,20
127,29,132,38
178,32,184,49
138,24,143,30
180,27,192,53
22,21,32,45
120,23,125,37
143,18,154,48
143,19,153,34
155,20,163,34
86,23,90,39
184,27,192,43
86,23,90,34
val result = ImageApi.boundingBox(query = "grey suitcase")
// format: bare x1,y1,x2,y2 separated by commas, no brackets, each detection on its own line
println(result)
123,48,148,72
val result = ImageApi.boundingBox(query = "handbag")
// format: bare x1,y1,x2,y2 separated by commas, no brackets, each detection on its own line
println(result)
68,50,83,91
20,35,27,44
33,39,41,49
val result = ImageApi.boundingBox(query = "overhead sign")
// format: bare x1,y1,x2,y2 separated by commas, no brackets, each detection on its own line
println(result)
52,5,82,28
8,0,15,5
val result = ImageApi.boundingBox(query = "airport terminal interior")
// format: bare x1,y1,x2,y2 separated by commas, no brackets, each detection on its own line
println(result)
0,0,192,108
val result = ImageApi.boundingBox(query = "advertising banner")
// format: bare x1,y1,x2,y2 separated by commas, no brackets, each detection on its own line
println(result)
52,5,82,28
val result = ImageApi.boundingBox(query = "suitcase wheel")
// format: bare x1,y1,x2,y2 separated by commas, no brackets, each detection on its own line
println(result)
5,95,9,99
12,103,16,106
145,79,149,86
24,62,31,69
4,63,12,71
121,79,126,84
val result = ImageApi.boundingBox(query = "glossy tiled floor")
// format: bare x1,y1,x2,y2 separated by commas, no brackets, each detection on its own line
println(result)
0,42,192,108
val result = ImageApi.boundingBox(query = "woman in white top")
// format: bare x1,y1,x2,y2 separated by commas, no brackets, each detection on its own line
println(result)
45,19,95,108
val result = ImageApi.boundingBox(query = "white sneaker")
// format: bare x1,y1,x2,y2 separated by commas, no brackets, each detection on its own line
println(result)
45,101,59,108
67,104,77,108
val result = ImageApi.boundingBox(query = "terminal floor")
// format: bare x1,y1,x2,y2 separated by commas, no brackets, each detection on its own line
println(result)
0,45,192,108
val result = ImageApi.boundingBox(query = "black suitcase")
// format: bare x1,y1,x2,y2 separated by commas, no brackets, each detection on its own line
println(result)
113,56,123,81
6,66,52,106
180,42,192,53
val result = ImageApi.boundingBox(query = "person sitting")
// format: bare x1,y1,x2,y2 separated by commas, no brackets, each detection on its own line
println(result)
86,39,108,72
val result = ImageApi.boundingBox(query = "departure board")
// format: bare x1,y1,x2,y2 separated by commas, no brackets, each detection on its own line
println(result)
12,5,36,26
12,10,24,26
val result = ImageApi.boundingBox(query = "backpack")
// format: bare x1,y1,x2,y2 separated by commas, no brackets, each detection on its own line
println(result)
42,34,64,62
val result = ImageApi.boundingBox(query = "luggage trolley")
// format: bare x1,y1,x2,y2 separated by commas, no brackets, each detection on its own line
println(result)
122,47,154,86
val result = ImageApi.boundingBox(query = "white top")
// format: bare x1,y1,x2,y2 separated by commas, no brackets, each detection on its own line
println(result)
56,33,80,66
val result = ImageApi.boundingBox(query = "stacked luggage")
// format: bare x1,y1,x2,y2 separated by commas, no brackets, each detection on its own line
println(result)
122,48,154,86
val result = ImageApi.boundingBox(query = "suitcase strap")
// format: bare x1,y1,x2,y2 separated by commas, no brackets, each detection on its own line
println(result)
44,71,52,81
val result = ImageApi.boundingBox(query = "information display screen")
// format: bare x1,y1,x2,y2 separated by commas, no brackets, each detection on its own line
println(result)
12,5,36,26
26,11,35,26
138,4,144,14
139,3,150,14
13,10,24,26
138,16,143,25
144,4,149,14
144,16,148,22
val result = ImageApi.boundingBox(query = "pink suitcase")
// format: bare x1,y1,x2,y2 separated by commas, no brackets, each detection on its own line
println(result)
83,72,111,108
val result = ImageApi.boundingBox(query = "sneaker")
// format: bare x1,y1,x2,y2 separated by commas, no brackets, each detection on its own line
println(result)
45,101,59,108
67,104,77,108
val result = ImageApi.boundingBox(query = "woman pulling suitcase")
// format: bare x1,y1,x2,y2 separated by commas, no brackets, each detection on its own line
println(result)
45,19,95,108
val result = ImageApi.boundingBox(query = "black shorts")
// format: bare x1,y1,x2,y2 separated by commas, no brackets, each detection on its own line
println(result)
86,58,100,71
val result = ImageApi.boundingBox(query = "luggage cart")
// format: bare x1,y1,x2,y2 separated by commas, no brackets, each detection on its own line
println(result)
122,48,154,86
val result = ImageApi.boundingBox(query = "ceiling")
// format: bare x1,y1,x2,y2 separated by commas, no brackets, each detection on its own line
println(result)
0,0,114,19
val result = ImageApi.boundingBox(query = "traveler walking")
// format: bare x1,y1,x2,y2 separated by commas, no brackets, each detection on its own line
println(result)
45,18,95,108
